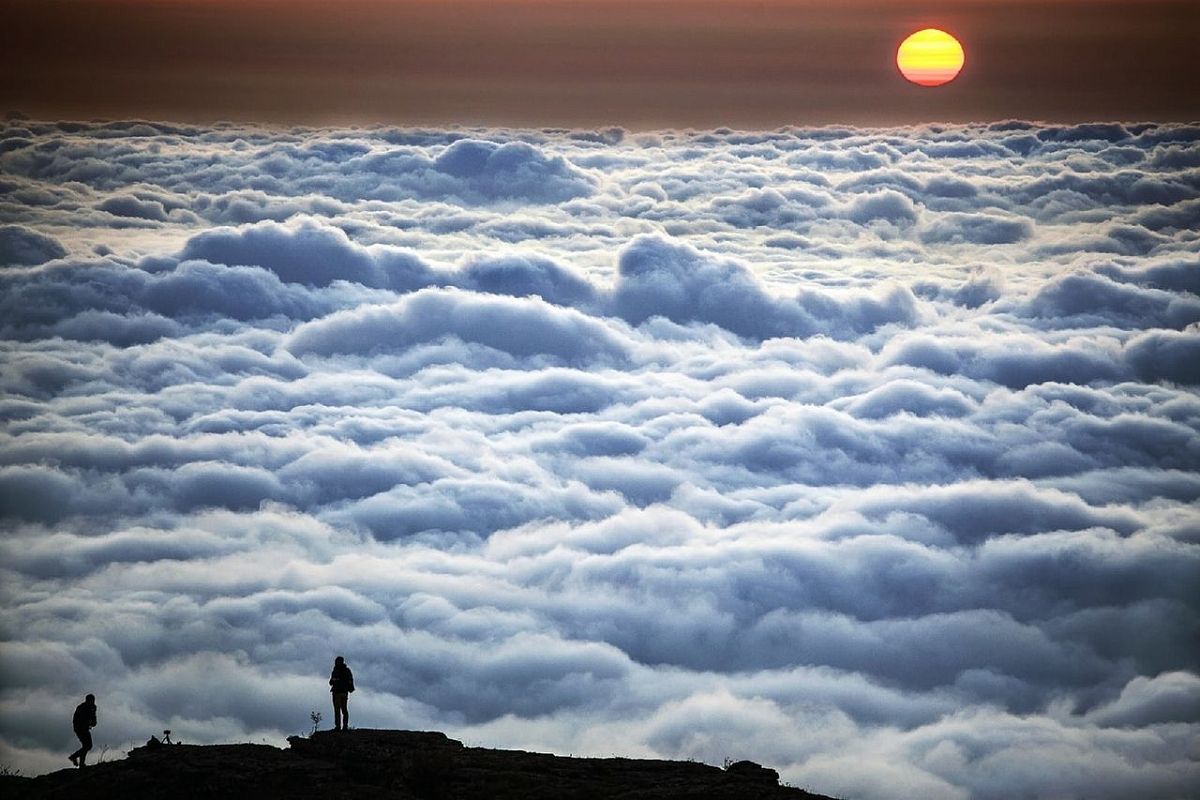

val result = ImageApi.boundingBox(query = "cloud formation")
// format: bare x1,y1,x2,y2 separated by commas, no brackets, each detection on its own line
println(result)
1,119,1198,800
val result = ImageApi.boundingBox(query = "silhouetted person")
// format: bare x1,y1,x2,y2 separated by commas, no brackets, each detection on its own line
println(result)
329,656,354,730
69,694,97,767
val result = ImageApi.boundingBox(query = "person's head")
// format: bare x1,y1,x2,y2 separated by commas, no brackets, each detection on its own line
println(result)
85,694,95,703
334,656,344,666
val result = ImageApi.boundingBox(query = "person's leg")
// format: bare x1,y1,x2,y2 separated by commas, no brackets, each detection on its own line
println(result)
76,729,92,766
333,692,348,730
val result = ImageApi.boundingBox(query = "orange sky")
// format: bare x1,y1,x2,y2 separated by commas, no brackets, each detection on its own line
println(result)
2,0,1196,127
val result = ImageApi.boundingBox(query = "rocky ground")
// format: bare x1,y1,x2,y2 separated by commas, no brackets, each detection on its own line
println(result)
1,729,841,799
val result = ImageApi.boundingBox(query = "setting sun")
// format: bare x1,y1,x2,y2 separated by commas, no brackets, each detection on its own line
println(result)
896,28,965,87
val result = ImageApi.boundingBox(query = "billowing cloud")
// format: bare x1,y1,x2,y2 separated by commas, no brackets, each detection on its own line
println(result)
1,119,1198,800
180,219,434,290
611,235,918,340
0,224,67,266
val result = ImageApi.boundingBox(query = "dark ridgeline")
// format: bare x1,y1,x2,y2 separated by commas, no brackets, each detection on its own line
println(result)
1,729,843,799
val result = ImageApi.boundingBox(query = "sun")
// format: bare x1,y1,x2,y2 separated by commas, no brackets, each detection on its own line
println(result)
896,28,965,87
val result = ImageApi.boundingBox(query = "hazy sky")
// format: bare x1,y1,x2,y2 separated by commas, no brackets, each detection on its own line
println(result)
4,0,1197,128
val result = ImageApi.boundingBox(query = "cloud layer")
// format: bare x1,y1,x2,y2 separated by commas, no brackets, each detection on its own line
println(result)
1,119,1198,799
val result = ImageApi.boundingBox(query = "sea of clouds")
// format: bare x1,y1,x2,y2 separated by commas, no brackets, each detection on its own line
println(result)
1,118,1198,799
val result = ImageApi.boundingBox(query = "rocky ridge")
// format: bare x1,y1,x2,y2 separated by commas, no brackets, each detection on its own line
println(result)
2,729,841,799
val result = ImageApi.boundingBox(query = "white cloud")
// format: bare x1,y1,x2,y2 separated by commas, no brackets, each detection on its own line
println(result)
1,118,1198,799
0,224,67,265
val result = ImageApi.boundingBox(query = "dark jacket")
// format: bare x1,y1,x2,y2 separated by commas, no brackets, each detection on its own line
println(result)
329,663,354,694
73,700,96,732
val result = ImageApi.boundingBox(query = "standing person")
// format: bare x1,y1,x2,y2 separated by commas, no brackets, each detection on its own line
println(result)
328,656,355,731
68,694,97,767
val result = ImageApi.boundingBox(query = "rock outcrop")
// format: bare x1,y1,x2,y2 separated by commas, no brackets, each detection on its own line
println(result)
2,729,840,799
